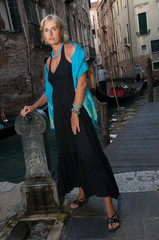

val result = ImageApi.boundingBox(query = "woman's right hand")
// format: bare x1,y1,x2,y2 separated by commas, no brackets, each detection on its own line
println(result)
21,105,35,117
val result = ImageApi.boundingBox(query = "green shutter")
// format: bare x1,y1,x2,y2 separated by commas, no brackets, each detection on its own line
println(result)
138,13,147,35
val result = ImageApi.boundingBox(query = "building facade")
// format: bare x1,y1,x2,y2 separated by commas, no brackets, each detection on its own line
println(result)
0,0,96,116
97,0,159,79
90,1,102,67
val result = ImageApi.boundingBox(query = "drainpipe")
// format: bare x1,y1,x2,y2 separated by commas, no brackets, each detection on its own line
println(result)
18,0,34,95
127,0,133,63
110,2,119,78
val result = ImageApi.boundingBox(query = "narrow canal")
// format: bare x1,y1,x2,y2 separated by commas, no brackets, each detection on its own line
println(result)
1,83,159,183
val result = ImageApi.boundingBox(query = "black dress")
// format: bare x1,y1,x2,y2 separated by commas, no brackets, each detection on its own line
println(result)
48,45,119,199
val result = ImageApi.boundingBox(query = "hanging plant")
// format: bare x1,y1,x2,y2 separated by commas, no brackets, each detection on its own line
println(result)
102,25,106,32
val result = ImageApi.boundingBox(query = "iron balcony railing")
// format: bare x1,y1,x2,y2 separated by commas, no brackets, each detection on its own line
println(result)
136,29,150,36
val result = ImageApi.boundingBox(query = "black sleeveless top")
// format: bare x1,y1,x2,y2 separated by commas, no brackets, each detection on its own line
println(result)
48,45,73,88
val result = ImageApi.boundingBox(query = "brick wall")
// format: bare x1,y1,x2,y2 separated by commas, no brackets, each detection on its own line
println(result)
0,31,50,116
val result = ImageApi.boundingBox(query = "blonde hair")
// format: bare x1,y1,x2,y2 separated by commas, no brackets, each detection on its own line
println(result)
40,14,68,43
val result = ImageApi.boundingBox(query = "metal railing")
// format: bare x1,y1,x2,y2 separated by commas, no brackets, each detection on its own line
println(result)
136,29,150,36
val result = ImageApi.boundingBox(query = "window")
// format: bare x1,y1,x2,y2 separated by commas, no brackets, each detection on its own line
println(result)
119,26,122,42
119,0,122,10
142,45,146,50
151,40,159,53
152,61,159,70
36,4,43,22
126,24,130,42
23,0,41,44
105,57,108,67
138,12,148,35
97,29,100,38
117,1,119,15
115,30,118,44
0,0,21,32
112,7,115,19
66,16,72,41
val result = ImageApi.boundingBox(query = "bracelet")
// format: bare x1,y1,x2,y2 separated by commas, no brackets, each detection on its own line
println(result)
72,103,82,109
71,108,80,115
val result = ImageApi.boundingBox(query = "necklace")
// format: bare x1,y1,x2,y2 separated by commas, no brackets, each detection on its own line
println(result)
51,42,64,58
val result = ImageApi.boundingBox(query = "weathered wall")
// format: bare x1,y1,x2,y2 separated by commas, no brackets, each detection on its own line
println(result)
0,0,96,117
0,31,51,116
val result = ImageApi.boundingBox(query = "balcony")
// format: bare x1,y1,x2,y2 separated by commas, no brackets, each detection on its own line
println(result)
136,29,150,36
124,37,130,47
109,45,116,54
84,45,96,62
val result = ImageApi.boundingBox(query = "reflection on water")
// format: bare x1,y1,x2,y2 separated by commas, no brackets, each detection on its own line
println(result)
0,84,159,183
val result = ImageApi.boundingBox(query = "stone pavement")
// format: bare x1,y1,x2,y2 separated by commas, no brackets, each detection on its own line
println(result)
1,170,159,239
0,182,23,232
61,170,159,240
62,191,159,240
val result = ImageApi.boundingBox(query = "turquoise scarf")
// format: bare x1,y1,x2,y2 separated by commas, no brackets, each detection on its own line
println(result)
44,43,97,131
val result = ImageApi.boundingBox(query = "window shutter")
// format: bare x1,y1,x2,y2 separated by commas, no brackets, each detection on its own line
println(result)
7,0,21,31
138,13,147,34
151,40,159,53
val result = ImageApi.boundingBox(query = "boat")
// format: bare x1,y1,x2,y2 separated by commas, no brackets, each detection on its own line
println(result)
0,105,48,141
96,80,144,104
0,109,16,140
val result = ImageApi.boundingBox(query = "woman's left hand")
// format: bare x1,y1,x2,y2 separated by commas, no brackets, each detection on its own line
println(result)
71,113,80,135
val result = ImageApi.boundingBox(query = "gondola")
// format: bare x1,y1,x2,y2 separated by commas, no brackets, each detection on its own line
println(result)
96,80,144,104
0,105,48,141
0,116,16,140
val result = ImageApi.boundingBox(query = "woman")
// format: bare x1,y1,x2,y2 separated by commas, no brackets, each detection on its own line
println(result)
21,14,120,231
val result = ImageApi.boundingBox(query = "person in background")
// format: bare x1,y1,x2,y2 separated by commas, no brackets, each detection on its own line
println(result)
134,64,141,83
98,65,107,94
21,14,120,231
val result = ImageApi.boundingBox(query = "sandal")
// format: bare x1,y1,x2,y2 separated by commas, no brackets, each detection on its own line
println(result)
107,211,120,231
70,198,87,209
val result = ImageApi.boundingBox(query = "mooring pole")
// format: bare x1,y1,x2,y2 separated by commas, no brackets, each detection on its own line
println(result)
146,58,153,103
100,102,110,148
15,110,60,214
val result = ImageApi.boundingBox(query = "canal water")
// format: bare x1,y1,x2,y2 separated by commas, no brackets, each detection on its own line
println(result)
0,83,159,183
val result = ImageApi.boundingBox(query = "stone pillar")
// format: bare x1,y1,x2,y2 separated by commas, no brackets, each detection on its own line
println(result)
15,110,60,214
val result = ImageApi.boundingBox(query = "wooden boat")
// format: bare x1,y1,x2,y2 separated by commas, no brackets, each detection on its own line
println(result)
96,80,144,104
